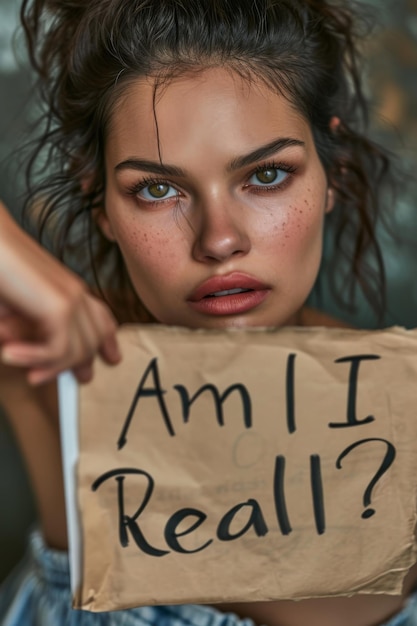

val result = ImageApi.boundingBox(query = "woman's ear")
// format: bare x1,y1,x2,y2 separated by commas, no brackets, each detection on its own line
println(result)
95,208,117,242
329,116,341,132
79,172,116,242
325,187,335,214
324,117,341,214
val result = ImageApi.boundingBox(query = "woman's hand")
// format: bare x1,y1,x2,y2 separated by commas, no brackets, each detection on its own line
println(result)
0,201,121,385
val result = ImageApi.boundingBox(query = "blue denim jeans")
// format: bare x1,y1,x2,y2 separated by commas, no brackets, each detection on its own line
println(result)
1,531,417,626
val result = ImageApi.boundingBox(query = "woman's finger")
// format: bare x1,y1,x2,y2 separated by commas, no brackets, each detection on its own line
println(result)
98,333,122,365
72,361,94,384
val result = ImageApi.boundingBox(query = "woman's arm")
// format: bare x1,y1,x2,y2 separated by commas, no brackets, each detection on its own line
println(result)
0,200,123,548
0,363,67,548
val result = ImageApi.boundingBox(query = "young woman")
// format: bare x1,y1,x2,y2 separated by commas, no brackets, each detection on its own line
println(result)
0,1,414,625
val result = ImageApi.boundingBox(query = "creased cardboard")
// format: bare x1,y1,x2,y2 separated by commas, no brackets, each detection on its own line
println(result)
72,325,417,611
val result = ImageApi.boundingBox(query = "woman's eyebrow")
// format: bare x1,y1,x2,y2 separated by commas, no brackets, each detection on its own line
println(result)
114,137,305,176
228,137,305,171
115,159,185,176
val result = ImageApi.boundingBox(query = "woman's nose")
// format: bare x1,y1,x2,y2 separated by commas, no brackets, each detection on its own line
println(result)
191,197,251,263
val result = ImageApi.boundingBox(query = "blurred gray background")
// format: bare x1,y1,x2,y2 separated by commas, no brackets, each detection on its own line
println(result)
0,0,416,583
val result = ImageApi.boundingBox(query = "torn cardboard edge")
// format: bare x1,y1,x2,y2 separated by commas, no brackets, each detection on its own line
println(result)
59,325,417,611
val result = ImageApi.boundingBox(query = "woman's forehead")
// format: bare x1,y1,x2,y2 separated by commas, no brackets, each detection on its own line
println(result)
105,68,313,166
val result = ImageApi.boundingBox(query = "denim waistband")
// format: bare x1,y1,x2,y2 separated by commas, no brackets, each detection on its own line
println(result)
30,530,71,588
25,530,417,626
21,530,256,626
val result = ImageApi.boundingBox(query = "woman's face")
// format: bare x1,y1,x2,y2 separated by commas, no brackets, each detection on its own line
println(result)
101,68,333,329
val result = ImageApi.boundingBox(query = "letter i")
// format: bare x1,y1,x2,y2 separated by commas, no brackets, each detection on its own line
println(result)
286,354,297,434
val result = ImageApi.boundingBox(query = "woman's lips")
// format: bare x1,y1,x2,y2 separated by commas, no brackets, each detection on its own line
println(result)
187,272,270,316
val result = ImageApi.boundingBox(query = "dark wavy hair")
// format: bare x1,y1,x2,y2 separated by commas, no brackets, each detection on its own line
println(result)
20,0,392,322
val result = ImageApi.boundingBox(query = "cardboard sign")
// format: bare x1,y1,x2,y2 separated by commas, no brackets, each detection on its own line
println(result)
60,325,417,612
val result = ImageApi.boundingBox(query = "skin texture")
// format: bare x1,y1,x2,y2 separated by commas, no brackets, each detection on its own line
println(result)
99,69,334,329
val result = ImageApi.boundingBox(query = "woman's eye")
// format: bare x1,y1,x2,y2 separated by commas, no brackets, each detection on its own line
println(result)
249,168,288,186
138,183,178,201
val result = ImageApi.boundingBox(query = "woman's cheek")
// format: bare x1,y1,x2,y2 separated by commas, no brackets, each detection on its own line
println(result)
120,228,188,312
263,192,325,247
270,199,326,293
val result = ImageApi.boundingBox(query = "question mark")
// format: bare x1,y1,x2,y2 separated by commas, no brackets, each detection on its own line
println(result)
336,438,396,519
